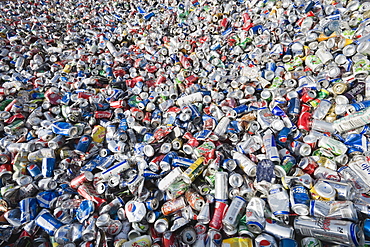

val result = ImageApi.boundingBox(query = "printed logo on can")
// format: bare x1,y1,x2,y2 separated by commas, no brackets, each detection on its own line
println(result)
127,202,136,212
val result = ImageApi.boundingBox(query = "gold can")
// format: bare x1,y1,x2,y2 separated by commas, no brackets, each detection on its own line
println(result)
332,82,348,94
91,125,106,143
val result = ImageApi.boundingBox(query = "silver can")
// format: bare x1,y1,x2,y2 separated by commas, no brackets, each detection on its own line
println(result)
222,196,246,229
294,216,364,246
214,171,228,201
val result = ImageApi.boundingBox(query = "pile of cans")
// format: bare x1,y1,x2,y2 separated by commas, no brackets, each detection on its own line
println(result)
2,0,370,246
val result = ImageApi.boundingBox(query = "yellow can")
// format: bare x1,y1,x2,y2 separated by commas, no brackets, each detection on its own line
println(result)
91,125,106,143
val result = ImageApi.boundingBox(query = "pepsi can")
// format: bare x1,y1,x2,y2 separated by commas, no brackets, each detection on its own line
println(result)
42,158,56,178
35,209,64,236
75,135,92,154
20,197,38,224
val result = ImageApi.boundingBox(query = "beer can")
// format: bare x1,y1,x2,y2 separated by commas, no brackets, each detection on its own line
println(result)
290,185,310,216
294,216,364,246
265,218,295,240
222,196,247,229
182,157,206,184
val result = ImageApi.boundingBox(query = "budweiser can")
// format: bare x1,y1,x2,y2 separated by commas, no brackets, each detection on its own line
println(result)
294,216,364,246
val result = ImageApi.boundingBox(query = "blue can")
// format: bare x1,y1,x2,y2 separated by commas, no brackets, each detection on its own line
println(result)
280,238,298,247
75,135,92,154
36,191,58,209
93,102,110,111
35,209,64,236
27,164,42,179
266,61,277,71
20,197,38,224
42,158,56,178
277,127,291,147
256,159,276,183
172,156,195,168
287,97,300,120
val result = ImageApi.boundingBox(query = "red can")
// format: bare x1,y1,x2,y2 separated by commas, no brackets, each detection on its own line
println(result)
209,200,228,230
297,112,312,132
298,157,319,175
94,111,112,119
163,231,179,247
70,171,94,189
77,183,106,207
161,197,186,216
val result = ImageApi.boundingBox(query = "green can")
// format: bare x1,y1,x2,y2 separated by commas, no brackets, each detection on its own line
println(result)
301,237,322,247
3,119,24,134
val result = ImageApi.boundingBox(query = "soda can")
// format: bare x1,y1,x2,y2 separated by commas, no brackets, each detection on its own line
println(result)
161,196,186,216
232,151,257,177
27,164,42,180
209,200,228,230
185,189,205,211
91,125,106,143
255,233,278,247
280,238,298,247
70,171,94,189
182,157,206,184
20,197,38,224
163,231,178,247
294,216,364,246
75,135,93,154
205,229,222,247
96,213,122,235
214,171,229,201
38,178,58,191
301,237,322,247
245,197,266,234
267,184,290,218
35,209,64,236
319,179,355,201
180,227,197,245
290,185,310,216
310,180,336,201
222,196,246,229
313,166,341,182
42,157,56,178
48,135,66,150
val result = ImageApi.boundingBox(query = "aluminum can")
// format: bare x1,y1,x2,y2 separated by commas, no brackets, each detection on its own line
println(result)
27,164,42,180
318,136,348,156
214,171,228,201
222,196,246,229
70,171,94,189
180,227,197,245
319,179,355,201
96,213,122,235
294,216,364,246
163,231,179,247
75,135,93,154
185,189,205,211
20,197,38,224
267,184,290,218
290,185,310,216
245,197,266,234
42,157,56,178
205,229,222,247
310,180,336,201
154,217,169,233
255,233,278,247
280,238,298,247
264,218,295,240
161,196,186,216
301,237,322,247
35,209,64,236
209,200,228,230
